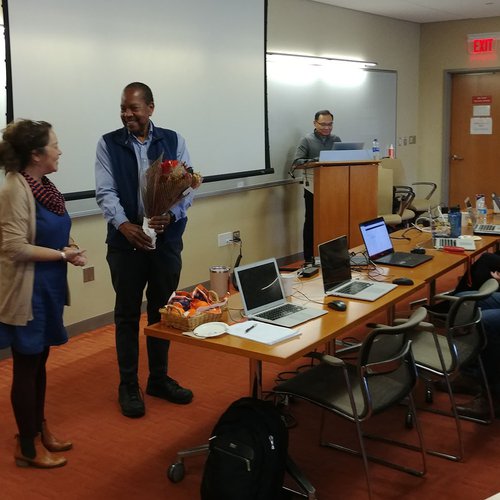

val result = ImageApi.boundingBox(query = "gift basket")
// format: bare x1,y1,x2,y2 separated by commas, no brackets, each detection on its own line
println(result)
160,284,227,330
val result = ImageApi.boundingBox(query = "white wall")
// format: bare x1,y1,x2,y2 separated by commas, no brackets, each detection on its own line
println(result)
64,0,423,330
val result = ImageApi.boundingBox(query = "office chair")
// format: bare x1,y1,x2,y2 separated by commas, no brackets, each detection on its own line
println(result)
378,163,415,228
273,307,428,500
393,185,416,225
380,158,437,214
397,278,499,461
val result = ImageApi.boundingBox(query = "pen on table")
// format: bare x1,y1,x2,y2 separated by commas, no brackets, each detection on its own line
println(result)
245,324,256,333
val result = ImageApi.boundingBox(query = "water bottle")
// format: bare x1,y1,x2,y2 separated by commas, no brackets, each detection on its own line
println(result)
476,194,487,224
388,144,395,159
372,139,380,160
448,206,462,238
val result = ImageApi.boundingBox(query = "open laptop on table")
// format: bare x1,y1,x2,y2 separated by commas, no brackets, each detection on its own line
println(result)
359,217,433,267
465,196,500,235
234,258,327,328
318,236,397,301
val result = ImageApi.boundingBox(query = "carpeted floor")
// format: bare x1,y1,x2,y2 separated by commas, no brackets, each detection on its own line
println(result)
2,268,500,499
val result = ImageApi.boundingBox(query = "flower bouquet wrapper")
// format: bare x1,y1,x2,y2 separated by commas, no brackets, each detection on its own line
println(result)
142,217,157,248
141,155,203,248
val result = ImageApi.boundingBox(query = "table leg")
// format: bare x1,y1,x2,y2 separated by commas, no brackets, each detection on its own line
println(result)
428,280,437,304
249,358,263,398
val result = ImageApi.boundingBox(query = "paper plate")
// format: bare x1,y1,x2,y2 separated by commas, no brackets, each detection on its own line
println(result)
458,235,482,241
193,322,228,338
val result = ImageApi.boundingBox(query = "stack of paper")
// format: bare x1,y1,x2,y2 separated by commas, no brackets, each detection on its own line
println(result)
227,321,300,345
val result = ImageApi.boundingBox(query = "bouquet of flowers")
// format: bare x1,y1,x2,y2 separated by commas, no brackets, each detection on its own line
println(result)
141,155,202,246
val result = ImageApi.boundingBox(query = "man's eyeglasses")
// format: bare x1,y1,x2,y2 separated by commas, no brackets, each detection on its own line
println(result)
315,121,333,128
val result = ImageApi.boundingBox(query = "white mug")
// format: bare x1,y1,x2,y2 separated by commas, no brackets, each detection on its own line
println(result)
280,273,296,297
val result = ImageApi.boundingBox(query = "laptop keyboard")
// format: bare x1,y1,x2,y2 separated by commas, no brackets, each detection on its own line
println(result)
437,238,460,247
257,303,303,320
476,224,497,231
335,281,372,295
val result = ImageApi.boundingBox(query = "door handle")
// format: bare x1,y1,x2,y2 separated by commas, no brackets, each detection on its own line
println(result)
450,154,464,160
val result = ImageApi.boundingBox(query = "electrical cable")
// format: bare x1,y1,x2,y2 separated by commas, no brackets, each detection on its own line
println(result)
231,238,243,290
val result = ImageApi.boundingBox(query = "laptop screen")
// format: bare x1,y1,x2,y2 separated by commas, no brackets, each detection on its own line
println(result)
359,217,395,260
332,142,365,151
234,258,285,313
318,236,352,293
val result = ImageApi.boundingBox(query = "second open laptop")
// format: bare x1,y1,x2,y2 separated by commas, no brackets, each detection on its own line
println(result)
465,196,500,235
359,217,433,267
318,235,397,301
234,258,327,328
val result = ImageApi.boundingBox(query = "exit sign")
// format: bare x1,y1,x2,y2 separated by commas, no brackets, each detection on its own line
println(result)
472,38,495,53
468,33,499,55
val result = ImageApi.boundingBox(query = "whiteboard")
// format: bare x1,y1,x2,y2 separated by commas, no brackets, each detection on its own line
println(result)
6,0,267,200
267,64,397,177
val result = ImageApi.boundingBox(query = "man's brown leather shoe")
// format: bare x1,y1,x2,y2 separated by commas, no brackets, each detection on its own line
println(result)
14,435,67,468
41,421,73,452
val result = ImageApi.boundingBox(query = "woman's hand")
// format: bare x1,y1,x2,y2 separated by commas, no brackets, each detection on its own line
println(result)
63,247,87,267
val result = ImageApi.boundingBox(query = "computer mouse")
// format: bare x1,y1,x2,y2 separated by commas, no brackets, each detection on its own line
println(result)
392,277,414,286
411,247,426,254
328,300,347,311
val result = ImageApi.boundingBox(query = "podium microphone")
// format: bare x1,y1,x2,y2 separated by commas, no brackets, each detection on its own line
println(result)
290,158,310,180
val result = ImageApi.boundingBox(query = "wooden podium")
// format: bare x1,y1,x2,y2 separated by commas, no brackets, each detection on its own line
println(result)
297,160,379,249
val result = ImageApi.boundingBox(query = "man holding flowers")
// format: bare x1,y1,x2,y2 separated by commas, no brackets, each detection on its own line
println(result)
95,82,195,418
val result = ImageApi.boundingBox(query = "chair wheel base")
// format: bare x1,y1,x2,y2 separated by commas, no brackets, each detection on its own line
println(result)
167,461,185,483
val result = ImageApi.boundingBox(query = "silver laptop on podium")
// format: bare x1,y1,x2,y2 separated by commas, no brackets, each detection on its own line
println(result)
319,142,369,161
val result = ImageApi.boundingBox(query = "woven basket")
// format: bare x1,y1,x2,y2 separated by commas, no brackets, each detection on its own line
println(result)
160,290,224,330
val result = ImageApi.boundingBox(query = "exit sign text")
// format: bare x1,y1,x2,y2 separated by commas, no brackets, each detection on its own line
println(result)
469,37,496,54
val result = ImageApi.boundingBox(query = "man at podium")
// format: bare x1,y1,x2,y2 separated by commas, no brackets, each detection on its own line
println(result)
292,110,341,265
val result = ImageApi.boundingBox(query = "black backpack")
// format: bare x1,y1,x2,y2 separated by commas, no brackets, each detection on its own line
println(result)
200,397,289,500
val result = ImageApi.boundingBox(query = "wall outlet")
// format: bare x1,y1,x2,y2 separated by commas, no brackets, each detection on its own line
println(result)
217,232,233,247
83,266,95,283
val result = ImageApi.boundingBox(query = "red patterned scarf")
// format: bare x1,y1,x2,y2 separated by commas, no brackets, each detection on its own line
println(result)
21,172,66,215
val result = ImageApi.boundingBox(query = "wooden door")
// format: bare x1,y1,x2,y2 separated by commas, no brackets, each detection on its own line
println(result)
449,72,500,208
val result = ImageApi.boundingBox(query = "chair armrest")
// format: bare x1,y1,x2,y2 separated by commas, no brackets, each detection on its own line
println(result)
366,322,385,328
335,343,362,357
393,318,434,332
322,354,346,367
412,182,437,200
433,293,460,302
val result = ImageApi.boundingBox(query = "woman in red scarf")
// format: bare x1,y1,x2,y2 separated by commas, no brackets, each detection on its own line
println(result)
0,119,87,468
